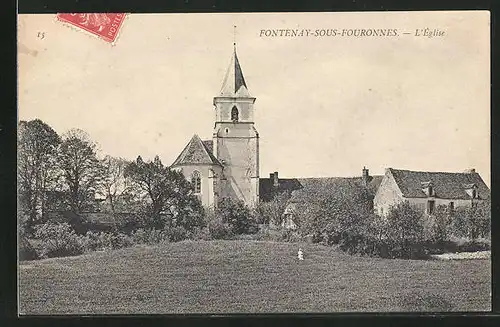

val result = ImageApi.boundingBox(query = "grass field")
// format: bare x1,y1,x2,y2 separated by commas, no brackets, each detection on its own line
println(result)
19,240,491,314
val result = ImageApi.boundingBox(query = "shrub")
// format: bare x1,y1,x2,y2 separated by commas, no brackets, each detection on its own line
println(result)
172,196,207,232
294,179,374,239
114,213,144,235
450,236,491,252
448,207,469,238
19,237,39,261
165,225,188,242
33,223,84,258
252,225,302,243
131,228,170,245
448,201,490,240
191,227,212,241
385,201,425,257
208,218,233,240
216,198,258,235
19,222,39,260
80,231,133,252
254,191,290,225
253,225,282,242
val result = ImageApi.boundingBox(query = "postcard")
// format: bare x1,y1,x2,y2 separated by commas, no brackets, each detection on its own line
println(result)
18,11,490,314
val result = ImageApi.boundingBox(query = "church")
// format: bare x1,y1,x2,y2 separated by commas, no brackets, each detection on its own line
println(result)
171,44,260,208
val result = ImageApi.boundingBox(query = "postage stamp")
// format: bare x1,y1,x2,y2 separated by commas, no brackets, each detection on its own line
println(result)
56,13,126,43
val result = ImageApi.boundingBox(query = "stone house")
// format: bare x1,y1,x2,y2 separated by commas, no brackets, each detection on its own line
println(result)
373,168,490,217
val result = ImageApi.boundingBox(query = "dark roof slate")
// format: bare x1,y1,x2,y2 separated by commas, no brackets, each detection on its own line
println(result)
171,135,222,167
219,47,251,97
202,140,213,153
259,175,383,203
388,168,490,200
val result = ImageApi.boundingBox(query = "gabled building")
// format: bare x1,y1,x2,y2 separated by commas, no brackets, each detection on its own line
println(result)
374,168,490,217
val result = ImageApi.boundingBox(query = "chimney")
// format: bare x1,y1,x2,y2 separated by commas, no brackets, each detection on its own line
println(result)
273,171,279,187
464,168,476,173
362,166,370,186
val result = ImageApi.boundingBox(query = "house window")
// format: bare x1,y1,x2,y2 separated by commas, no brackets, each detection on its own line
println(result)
427,200,435,215
472,189,477,199
191,170,201,194
231,106,239,121
449,201,454,213
428,186,434,196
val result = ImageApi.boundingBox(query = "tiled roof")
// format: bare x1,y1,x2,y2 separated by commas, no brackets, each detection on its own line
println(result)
219,47,251,97
259,178,303,202
171,135,222,167
388,168,490,200
202,140,213,153
259,175,383,203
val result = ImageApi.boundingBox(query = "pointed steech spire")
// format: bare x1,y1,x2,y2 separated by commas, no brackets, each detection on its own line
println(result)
219,44,250,97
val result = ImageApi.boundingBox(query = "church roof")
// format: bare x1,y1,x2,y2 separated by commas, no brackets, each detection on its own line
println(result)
219,46,251,97
171,135,222,167
202,140,213,153
388,168,490,200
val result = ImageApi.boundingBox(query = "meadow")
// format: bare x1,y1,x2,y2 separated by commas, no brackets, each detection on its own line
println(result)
19,240,491,314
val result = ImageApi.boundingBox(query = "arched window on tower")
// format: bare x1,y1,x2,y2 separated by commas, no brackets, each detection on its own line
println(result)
191,170,201,194
231,106,239,122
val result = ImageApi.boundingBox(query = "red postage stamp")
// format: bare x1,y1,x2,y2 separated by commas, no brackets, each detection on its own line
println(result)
56,13,126,43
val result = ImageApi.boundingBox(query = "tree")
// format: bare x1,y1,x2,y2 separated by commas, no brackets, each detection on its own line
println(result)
124,155,171,227
468,200,491,240
216,198,257,234
426,205,452,244
293,179,373,244
386,201,425,257
167,170,206,231
99,155,131,213
450,200,491,240
254,191,291,225
17,119,61,230
57,129,101,213
124,155,205,230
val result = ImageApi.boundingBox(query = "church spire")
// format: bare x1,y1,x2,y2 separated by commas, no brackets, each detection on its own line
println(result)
219,43,250,97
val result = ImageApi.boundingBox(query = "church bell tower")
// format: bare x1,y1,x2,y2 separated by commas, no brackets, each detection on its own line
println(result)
212,44,259,207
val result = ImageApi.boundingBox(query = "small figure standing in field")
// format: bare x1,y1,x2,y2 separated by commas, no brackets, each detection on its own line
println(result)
298,248,304,261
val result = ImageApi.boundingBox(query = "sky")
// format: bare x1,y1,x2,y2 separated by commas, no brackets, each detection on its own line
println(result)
18,12,490,186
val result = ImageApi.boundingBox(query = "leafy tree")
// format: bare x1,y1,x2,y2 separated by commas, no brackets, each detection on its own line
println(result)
17,119,61,231
168,171,206,231
57,129,101,213
124,155,173,228
449,200,491,240
216,198,257,234
124,155,205,230
293,179,373,244
468,200,491,240
427,205,452,243
385,201,425,256
254,191,291,225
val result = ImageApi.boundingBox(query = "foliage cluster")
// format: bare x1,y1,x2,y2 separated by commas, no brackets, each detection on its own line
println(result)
291,178,491,259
